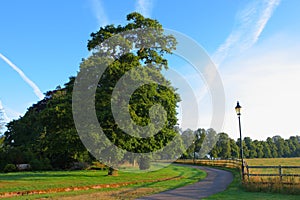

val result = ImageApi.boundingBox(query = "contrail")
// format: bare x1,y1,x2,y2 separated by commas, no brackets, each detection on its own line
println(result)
212,0,281,66
197,0,281,104
90,0,109,27
135,0,153,17
0,53,44,100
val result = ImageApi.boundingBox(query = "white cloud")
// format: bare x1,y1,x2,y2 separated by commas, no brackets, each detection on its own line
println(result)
135,0,153,17
90,0,109,27
221,34,300,140
189,0,281,137
212,0,281,66
0,53,44,100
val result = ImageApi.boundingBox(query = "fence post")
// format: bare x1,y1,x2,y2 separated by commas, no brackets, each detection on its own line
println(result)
246,165,250,182
279,165,282,182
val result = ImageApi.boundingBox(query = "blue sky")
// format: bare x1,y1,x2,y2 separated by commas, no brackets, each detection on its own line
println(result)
1,0,300,140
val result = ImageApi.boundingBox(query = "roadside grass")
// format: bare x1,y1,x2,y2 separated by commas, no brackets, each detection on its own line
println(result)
204,167,300,200
0,163,206,199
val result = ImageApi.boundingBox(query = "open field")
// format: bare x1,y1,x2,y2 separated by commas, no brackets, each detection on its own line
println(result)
244,158,300,180
245,157,300,169
244,158,300,181
243,158,300,194
0,164,206,199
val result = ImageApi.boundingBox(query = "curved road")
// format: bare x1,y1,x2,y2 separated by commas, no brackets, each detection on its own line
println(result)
137,165,233,200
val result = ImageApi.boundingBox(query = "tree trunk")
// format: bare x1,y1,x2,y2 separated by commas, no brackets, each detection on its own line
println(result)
108,167,118,176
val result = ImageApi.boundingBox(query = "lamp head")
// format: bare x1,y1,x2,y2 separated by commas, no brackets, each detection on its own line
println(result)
235,101,241,116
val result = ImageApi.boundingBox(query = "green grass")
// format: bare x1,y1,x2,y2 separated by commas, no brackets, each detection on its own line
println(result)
245,158,300,176
0,163,206,199
243,157,300,192
204,167,300,200
245,158,300,166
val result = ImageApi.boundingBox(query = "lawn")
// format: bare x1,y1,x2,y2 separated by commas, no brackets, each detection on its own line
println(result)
0,163,206,199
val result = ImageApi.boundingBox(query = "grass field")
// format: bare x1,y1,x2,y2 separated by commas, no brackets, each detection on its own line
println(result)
243,158,300,194
244,157,300,180
245,157,300,166
0,163,206,199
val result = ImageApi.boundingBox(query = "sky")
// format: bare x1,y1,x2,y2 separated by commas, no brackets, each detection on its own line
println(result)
1,0,300,141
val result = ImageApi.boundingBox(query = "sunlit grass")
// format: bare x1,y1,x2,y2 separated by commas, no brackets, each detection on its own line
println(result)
0,163,206,199
243,158,300,194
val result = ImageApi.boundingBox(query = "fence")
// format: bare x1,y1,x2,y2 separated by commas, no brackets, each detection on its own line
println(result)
175,159,242,169
176,159,300,184
243,162,300,184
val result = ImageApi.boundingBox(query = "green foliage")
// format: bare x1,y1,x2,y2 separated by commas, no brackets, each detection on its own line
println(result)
3,81,92,170
211,133,231,159
180,127,300,160
2,12,180,171
29,158,52,171
3,164,17,173
78,12,180,170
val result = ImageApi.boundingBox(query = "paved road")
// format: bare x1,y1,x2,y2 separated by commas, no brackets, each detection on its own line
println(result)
137,165,233,200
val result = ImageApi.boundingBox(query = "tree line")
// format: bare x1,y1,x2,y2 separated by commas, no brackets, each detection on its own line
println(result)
182,128,300,160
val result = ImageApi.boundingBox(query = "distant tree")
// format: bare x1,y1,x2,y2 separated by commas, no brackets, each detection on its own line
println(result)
254,140,264,158
212,133,231,159
288,136,300,157
262,142,272,158
204,128,218,158
194,128,206,158
237,138,249,158
229,138,239,158
266,137,278,158
273,135,285,157
181,129,195,158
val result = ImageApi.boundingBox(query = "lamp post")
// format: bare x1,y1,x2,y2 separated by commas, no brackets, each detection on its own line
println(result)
235,101,244,180
193,140,196,164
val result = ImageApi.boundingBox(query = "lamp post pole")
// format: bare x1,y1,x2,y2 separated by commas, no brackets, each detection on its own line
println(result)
235,101,244,180
193,140,196,164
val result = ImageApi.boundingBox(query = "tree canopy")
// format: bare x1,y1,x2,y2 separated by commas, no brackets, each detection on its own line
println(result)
73,12,181,171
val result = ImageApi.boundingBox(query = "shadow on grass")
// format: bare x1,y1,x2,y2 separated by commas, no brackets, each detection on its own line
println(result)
0,171,106,180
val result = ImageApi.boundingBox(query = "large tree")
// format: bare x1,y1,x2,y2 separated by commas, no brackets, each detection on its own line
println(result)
73,12,180,173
